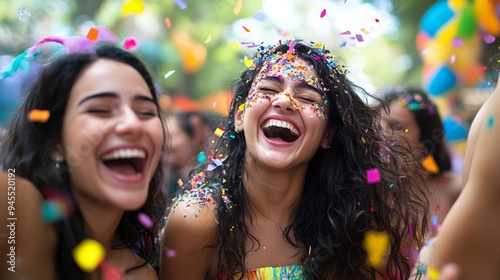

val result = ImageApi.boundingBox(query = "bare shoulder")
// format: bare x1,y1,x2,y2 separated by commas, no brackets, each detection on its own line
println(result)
160,188,220,280
0,171,57,279
122,251,158,280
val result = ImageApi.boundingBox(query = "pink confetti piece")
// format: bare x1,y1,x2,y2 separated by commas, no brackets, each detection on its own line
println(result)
375,18,379,22
452,37,464,48
366,168,381,184
123,37,138,50
355,34,364,42
166,249,177,258
103,264,124,280
483,34,496,44
137,212,153,229
320,9,327,18
213,102,217,108
289,41,296,53
449,54,456,64
175,0,188,9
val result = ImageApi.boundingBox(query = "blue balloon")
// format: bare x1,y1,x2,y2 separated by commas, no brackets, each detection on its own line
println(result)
427,65,457,97
420,0,455,38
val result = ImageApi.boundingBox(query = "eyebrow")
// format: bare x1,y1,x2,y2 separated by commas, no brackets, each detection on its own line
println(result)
261,76,322,95
77,92,156,106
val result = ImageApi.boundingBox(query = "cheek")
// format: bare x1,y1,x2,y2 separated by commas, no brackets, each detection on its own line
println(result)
302,103,328,120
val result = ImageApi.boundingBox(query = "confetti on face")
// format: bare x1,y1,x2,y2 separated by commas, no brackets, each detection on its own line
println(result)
86,28,99,41
320,9,327,18
166,249,177,258
366,168,381,184
73,238,105,272
421,155,439,173
362,231,389,268
164,70,176,79
137,212,153,229
175,0,188,9
28,109,50,123
233,0,243,15
123,37,138,50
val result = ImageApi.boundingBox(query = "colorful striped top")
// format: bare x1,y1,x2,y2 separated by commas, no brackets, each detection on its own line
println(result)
218,265,305,280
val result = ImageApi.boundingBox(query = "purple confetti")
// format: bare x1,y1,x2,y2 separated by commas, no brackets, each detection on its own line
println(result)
175,0,188,9
138,212,153,229
483,34,496,44
355,34,364,42
253,10,267,21
452,37,464,48
166,249,177,258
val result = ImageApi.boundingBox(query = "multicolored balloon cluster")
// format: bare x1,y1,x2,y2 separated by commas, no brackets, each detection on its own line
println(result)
417,0,499,97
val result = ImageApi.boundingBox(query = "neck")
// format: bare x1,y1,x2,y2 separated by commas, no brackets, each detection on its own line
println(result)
243,158,307,222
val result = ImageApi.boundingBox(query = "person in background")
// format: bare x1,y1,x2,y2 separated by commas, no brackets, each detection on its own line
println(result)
160,39,431,280
0,44,167,279
164,110,216,202
379,87,462,230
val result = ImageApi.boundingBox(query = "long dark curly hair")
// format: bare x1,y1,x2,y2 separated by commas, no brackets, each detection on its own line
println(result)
187,40,430,279
0,45,167,279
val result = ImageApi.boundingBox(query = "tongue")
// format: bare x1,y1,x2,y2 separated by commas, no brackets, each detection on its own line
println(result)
104,161,137,176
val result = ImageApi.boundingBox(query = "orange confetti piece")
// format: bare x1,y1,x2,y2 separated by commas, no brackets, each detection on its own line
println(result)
363,231,389,268
164,17,172,29
421,155,439,174
242,26,250,32
28,109,50,123
177,178,184,186
86,28,99,41
233,0,243,15
204,34,212,44
214,127,225,137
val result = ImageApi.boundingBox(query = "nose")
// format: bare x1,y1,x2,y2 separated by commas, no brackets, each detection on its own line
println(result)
272,91,300,112
114,107,143,138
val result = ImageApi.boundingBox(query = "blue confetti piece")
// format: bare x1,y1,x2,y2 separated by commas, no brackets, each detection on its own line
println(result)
197,151,207,164
487,115,495,130
175,0,188,9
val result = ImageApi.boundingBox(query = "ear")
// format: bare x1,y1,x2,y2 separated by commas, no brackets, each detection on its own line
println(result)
321,126,335,149
234,107,244,132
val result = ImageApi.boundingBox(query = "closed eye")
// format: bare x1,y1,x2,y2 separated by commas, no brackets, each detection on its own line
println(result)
258,87,279,94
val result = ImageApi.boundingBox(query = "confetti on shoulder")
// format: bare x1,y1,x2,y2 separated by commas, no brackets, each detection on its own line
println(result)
487,115,495,130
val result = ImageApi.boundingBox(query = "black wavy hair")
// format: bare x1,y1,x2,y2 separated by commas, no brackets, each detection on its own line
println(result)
184,40,430,279
380,87,452,175
0,44,167,279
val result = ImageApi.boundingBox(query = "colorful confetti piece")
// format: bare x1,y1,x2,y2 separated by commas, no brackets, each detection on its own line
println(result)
86,28,99,42
164,17,172,29
366,168,380,184
103,264,124,280
363,231,389,268
204,34,212,44
427,267,440,280
175,0,188,9
164,70,175,79
120,0,145,16
123,37,138,50
214,127,225,137
166,249,177,258
320,9,327,18
421,155,439,174
233,0,243,15
138,212,153,229
242,26,250,32
73,239,105,272
244,56,254,68
483,34,496,44
230,40,240,50
197,152,207,164
28,109,50,123
452,37,464,48
487,115,495,130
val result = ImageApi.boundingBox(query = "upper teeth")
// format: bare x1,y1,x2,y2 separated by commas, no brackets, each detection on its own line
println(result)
263,119,299,136
102,149,146,160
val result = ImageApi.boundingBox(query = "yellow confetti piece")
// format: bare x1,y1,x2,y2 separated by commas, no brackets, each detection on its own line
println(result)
204,34,212,44
86,28,99,42
361,137,366,144
73,239,105,272
360,28,370,34
120,0,145,17
421,155,439,174
428,267,440,280
28,109,50,123
238,104,245,111
233,0,243,15
243,56,253,68
362,231,389,268
214,127,225,137
164,17,172,29
230,40,240,50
